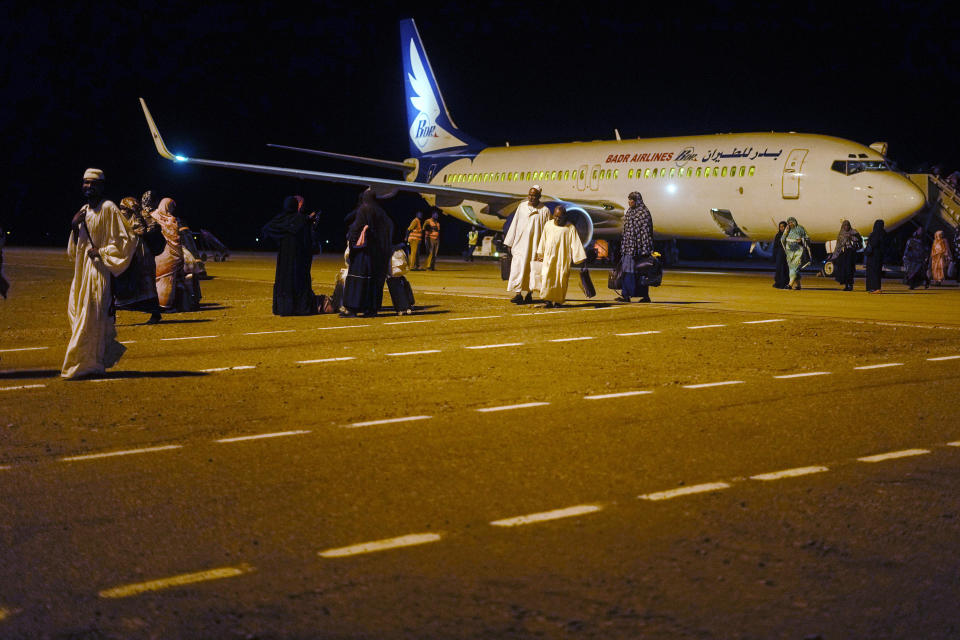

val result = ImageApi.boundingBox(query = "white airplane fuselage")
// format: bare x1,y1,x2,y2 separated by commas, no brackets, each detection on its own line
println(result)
420,132,925,242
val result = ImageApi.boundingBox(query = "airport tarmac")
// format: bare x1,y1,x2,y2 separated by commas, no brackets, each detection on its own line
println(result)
1,247,959,639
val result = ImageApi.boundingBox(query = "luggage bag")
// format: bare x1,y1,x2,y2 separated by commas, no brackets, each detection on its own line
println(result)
387,275,415,314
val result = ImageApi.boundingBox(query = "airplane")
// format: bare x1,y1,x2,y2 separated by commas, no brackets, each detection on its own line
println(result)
139,18,925,248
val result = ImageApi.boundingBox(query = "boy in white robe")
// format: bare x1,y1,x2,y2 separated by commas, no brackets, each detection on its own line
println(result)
62,168,136,379
535,205,586,307
503,185,549,304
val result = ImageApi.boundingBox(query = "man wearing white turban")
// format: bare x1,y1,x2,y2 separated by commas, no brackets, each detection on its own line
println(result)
62,168,137,379
503,185,549,303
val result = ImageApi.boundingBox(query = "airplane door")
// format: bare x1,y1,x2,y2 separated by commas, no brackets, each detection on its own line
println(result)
576,164,587,191
781,149,808,199
426,163,439,182
590,164,601,192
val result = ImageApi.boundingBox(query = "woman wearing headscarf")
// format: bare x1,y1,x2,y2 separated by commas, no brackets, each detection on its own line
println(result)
341,205,378,317
535,205,586,307
150,197,184,310
772,220,788,289
902,228,929,290
780,217,809,290
929,230,952,286
616,191,654,303
830,220,862,291
261,195,318,315
864,219,886,293
114,197,162,323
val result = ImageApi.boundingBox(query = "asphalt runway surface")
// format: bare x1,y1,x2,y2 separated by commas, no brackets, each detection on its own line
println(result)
1,248,959,639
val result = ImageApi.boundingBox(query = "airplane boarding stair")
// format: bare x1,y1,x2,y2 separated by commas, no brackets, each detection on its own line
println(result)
909,173,960,232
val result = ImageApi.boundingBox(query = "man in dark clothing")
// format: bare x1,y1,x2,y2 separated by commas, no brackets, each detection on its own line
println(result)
772,221,789,289
902,228,929,290
261,195,318,315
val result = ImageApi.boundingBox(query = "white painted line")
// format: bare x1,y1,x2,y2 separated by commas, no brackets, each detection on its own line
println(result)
465,342,524,350
0,465,11,471
60,445,183,462
742,319,785,324
119,340,137,344
750,466,829,481
858,449,930,463
231,365,257,371
319,533,442,558
490,504,603,527
347,415,432,428
853,362,904,370
244,330,296,335
0,346,48,353
584,390,653,400
549,336,594,343
616,330,661,336
927,355,960,361
0,384,46,392
688,324,726,329
639,482,730,501
947,442,960,447
386,350,441,357
774,371,832,379
200,367,230,373
297,357,356,364
449,315,502,321
216,430,311,443
476,402,549,413
160,335,219,341
99,564,253,598
88,378,122,383
682,380,744,389
581,306,624,311
316,324,370,330
384,320,433,325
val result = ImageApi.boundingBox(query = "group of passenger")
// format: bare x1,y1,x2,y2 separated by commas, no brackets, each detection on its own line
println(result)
62,168,200,379
773,217,958,292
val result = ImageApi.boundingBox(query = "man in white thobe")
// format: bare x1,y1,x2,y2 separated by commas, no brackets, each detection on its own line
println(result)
62,168,136,379
503,185,550,304
535,205,587,307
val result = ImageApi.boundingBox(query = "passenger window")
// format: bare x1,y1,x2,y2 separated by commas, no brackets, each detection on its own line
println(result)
650,168,658,177
696,167,702,177
669,168,676,178
592,169,598,180
660,168,667,177
704,167,710,178
628,169,634,179
748,166,755,176
712,167,719,177
579,169,585,180
614,169,619,179
729,166,736,177
721,167,728,177
738,166,745,177
563,170,569,180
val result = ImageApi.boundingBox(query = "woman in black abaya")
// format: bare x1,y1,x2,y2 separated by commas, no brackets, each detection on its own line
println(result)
772,220,788,289
864,219,886,293
341,205,378,317
261,195,318,316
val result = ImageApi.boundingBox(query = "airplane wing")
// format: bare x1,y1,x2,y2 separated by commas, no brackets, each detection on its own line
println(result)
140,98,622,227
266,144,415,172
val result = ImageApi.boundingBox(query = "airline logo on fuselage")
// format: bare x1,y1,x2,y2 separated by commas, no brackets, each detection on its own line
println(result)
604,146,783,165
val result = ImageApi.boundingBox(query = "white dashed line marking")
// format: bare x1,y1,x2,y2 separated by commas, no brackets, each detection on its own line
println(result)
490,504,603,527
200,365,256,373
853,362,904,370
450,315,502,321
119,340,136,344
742,319,785,324
584,390,653,400
316,324,370,330
857,449,930,463
774,371,832,379
319,533,442,558
947,442,960,447
386,350,441,357
639,482,730,501
465,342,524,350
688,324,726,329
616,330,661,336
549,336,594,342
297,357,356,364
346,415,432,428
0,384,45,392
243,330,296,335
476,402,549,413
216,430,311,443
99,564,254,598
750,466,829,481
514,311,567,316
160,335,219,342
682,380,744,389
0,465,11,471
927,355,960,361
383,320,433,325
0,346,48,353
60,445,183,462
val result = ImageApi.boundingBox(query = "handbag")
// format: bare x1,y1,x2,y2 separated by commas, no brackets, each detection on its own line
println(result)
579,267,596,298
607,265,623,290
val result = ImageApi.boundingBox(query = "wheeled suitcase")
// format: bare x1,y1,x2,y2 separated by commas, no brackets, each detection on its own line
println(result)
387,275,415,314
499,254,512,281
579,267,596,298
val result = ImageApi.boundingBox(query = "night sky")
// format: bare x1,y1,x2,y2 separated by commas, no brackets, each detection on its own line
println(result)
4,0,958,252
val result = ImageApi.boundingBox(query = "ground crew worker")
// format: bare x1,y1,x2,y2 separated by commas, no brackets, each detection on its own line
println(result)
424,210,440,270
466,226,479,261
406,211,424,270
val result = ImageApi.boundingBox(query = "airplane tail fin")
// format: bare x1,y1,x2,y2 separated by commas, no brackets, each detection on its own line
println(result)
400,19,484,158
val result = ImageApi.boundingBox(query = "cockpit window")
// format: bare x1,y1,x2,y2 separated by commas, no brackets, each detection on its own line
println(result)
831,159,889,175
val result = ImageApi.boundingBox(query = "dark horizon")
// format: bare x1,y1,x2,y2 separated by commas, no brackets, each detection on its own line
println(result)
4,1,958,253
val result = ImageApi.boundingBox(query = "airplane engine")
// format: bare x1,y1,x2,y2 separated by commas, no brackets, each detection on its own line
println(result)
542,202,594,247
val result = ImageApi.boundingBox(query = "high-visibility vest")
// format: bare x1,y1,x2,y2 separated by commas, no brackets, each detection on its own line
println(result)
407,218,423,241
424,219,440,240
468,230,478,246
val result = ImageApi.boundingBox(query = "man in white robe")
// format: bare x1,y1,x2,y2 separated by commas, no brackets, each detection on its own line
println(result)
503,185,549,304
535,205,587,307
62,168,136,379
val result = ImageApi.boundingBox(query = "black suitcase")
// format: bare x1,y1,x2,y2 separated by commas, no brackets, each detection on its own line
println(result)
499,254,512,281
387,275,415,313
578,267,596,298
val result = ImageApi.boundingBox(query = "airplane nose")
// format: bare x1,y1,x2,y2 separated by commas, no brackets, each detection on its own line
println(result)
880,175,926,227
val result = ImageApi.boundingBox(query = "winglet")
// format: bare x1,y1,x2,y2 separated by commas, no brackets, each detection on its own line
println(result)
139,98,178,161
